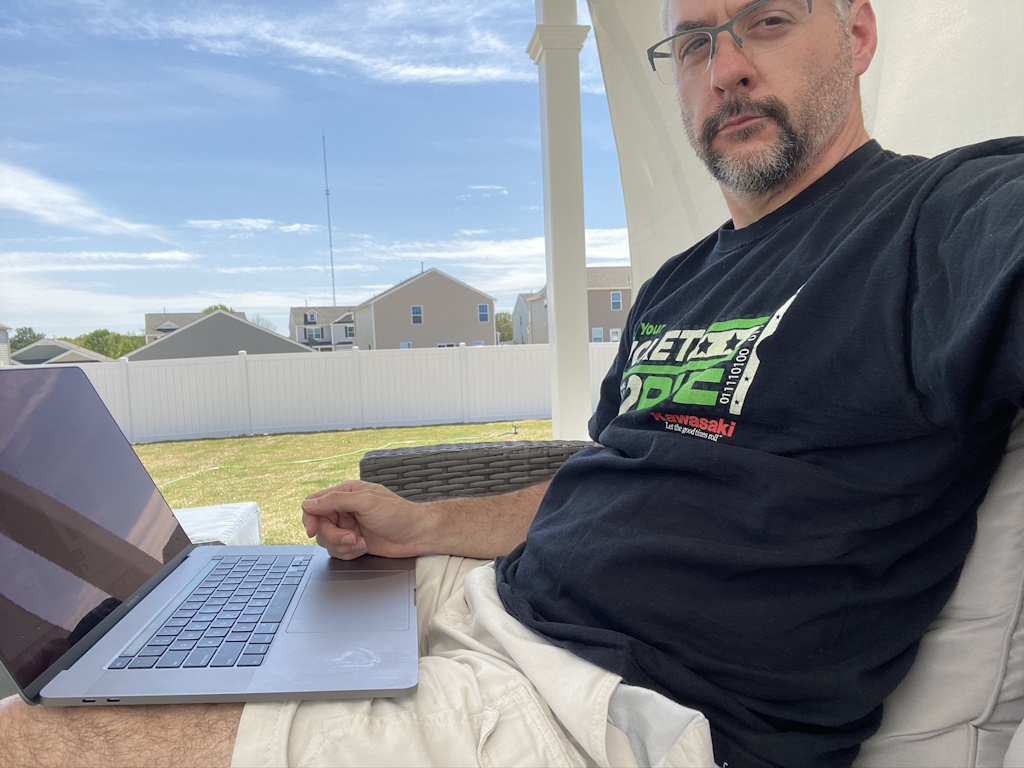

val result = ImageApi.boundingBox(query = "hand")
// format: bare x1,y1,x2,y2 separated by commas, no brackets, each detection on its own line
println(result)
301,480,431,560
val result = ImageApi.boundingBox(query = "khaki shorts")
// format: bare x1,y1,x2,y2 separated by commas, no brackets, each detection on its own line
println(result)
231,556,713,767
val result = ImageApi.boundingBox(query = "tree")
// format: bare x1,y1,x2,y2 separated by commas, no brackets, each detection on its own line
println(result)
63,329,145,358
249,314,277,333
10,327,44,352
495,312,513,343
202,304,235,314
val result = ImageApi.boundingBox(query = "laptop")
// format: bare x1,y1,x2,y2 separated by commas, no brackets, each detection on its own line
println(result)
0,365,418,706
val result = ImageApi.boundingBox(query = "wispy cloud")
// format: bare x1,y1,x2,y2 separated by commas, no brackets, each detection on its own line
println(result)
0,250,197,273
0,162,167,240
61,1,539,87
186,218,321,234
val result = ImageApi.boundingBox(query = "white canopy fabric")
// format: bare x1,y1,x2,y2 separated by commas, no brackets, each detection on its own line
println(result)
587,0,1024,287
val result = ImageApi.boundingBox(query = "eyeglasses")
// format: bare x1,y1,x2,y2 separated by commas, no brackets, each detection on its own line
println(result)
647,0,814,85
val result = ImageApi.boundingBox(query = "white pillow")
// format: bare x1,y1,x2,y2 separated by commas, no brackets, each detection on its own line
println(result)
855,413,1024,767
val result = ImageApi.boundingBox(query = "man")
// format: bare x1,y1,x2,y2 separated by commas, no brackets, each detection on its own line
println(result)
3,0,1023,766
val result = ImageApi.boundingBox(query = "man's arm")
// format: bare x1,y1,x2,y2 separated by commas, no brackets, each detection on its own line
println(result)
301,479,550,560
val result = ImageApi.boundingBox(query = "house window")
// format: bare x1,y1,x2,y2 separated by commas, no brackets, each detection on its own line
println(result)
611,292,622,311
399,342,412,349
610,328,621,343
592,327,604,343
473,341,485,347
344,325,354,339
437,343,455,348
478,304,489,322
305,311,317,324
304,327,323,341
411,305,423,325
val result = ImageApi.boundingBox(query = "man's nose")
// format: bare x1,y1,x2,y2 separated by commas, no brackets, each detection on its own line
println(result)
707,30,755,93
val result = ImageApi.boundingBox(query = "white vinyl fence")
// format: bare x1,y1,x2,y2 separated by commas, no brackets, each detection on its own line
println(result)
19,344,621,444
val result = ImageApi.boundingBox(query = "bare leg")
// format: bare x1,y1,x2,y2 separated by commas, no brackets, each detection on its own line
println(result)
0,695,243,768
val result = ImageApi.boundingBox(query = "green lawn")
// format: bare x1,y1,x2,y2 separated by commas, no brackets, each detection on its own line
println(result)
134,420,553,545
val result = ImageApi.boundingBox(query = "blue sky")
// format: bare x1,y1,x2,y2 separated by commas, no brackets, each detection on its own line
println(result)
0,0,628,339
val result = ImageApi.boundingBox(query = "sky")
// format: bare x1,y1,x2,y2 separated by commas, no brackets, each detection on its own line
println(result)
0,0,629,340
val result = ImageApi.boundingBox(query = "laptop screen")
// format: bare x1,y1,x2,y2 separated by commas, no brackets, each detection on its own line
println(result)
0,366,191,693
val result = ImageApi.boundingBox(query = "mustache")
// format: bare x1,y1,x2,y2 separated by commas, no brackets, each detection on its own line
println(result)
699,96,791,147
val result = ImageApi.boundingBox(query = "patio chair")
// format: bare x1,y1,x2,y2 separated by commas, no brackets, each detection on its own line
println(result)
359,412,1024,768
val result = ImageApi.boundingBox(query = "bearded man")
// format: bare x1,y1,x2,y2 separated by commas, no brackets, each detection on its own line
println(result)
3,1,1023,767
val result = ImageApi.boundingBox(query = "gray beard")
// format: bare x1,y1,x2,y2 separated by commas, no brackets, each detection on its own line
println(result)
682,49,855,199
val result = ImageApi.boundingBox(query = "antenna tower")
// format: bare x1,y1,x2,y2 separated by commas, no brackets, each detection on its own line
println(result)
322,130,337,306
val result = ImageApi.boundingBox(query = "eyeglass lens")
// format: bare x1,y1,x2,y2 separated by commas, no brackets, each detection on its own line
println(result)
651,0,812,85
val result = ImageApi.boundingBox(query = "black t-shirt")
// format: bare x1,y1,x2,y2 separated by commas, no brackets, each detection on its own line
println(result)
495,139,1024,768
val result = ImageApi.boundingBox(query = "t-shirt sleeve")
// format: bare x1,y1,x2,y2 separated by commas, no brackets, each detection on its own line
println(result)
910,150,1024,423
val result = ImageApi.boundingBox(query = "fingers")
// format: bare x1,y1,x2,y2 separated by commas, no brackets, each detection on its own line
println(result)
315,517,368,560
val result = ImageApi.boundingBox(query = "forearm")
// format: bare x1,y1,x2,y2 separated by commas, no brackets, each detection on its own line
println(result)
419,480,549,559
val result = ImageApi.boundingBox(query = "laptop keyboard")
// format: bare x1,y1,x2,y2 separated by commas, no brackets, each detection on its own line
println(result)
109,554,311,670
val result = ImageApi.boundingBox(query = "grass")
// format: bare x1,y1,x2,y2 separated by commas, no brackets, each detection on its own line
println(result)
133,420,553,545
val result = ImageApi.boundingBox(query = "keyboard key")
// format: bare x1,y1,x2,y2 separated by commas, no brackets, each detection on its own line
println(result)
178,630,204,641
108,657,132,669
165,618,189,627
234,622,257,633
155,627,181,637
255,623,279,634
138,645,165,657
197,637,223,648
147,636,174,647
128,656,157,669
184,647,217,668
227,631,251,643
170,639,197,652
205,626,230,638
210,642,246,667
156,650,189,668
237,654,264,667
251,633,274,644
211,619,234,629
262,584,298,623
245,643,270,655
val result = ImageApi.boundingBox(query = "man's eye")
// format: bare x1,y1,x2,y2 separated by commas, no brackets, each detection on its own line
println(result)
678,35,709,60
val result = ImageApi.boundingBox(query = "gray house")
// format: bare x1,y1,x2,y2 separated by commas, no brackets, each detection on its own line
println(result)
144,311,247,345
513,266,632,344
126,310,311,360
353,269,496,350
288,306,356,351
10,338,112,365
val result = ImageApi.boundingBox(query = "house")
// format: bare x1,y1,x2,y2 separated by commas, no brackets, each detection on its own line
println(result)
512,289,547,345
512,266,632,344
0,324,10,366
353,268,496,350
288,306,356,351
10,338,112,365
144,311,247,345
125,310,312,360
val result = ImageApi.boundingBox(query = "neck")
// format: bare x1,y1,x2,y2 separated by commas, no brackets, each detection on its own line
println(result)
724,112,871,229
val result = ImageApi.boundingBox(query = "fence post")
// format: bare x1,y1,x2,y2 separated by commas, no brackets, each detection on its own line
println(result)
458,343,469,423
352,346,366,429
239,350,253,437
119,356,135,443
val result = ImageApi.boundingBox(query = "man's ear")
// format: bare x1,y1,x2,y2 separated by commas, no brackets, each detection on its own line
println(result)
848,0,878,76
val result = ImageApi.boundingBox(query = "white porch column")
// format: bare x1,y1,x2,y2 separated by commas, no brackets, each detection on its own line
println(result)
528,0,592,441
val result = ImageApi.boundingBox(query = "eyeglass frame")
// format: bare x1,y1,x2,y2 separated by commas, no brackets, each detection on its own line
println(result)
647,0,814,78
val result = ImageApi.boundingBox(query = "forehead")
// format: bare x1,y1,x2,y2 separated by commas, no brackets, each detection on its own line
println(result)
666,0,765,29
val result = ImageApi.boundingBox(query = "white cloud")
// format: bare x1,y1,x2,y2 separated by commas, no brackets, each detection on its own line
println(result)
0,250,196,273
67,1,538,87
186,218,320,235
0,162,166,240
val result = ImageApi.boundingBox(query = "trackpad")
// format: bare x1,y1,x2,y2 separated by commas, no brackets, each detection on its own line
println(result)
287,571,410,633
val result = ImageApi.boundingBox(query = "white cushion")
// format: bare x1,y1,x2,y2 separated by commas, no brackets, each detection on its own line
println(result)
855,413,1024,767
172,502,262,546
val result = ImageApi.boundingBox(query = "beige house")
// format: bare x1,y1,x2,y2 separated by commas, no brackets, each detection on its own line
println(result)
513,266,632,344
0,324,10,366
353,269,496,350
288,306,356,351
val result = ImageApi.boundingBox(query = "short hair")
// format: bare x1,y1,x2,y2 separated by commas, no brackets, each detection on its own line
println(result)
659,0,856,35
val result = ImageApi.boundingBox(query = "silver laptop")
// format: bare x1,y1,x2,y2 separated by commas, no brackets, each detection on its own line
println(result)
0,365,418,706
